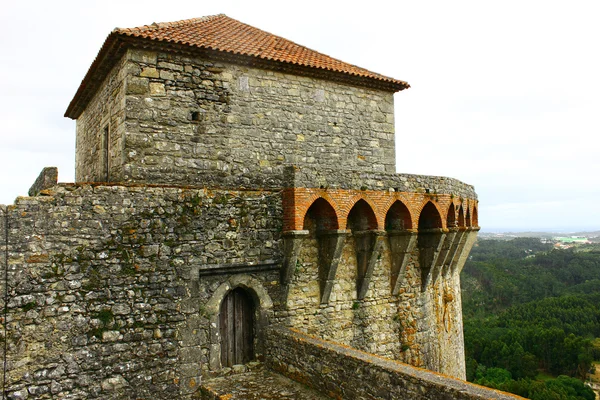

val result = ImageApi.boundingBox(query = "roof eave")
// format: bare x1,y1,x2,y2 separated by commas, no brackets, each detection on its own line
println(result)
65,34,410,120
64,31,125,119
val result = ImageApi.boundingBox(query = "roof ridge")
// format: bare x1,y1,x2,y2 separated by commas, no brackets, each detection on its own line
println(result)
219,17,377,77
67,15,409,119
120,14,397,82
115,13,226,34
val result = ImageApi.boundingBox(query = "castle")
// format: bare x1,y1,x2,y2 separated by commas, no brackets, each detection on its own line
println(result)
0,14,514,399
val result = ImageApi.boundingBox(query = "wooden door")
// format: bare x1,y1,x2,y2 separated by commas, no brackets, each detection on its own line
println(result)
219,288,254,367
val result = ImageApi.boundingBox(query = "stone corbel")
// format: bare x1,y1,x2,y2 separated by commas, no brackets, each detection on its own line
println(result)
387,229,418,296
317,230,348,305
417,228,446,291
431,227,459,284
280,230,309,285
442,228,466,278
353,230,386,300
450,227,480,275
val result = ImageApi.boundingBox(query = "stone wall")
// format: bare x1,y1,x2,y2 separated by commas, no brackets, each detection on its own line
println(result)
280,221,477,377
285,165,477,198
278,182,479,378
76,48,397,188
0,183,282,399
75,54,128,182
1,204,7,392
283,230,404,359
1,172,478,398
266,327,525,400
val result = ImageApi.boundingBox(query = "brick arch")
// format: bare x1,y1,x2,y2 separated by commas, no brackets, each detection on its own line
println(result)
472,205,479,227
301,196,340,231
347,199,378,231
339,194,382,230
381,194,417,229
457,205,465,227
447,203,457,228
384,199,413,231
465,207,472,227
417,201,444,230
297,193,340,223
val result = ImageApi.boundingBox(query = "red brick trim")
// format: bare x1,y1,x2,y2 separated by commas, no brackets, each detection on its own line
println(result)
283,188,479,232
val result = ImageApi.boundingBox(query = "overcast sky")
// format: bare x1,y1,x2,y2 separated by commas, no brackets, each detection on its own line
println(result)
1,0,599,232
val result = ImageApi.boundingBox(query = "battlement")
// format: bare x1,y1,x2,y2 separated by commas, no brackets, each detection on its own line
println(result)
285,165,477,197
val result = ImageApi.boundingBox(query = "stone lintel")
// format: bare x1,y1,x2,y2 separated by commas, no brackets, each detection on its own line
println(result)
197,261,279,277
419,228,448,234
317,229,347,237
386,229,418,236
283,230,311,238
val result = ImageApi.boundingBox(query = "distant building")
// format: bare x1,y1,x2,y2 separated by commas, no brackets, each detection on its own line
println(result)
554,236,590,244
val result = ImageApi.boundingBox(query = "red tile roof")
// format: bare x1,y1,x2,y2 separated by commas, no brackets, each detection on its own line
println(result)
66,14,409,119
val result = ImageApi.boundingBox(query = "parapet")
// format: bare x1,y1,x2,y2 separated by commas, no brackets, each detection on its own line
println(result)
266,327,525,400
284,165,477,199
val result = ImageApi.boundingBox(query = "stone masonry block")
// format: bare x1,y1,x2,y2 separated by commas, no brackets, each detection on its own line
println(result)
130,49,157,65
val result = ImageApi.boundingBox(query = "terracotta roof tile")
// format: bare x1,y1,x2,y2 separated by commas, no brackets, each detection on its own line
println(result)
116,14,407,87
66,14,409,119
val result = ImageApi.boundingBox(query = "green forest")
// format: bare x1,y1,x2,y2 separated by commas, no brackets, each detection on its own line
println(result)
461,237,600,400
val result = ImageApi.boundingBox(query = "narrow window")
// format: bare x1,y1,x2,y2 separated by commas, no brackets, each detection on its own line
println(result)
103,125,110,181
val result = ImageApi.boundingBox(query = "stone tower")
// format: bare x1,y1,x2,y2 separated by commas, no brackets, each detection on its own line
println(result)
1,15,480,399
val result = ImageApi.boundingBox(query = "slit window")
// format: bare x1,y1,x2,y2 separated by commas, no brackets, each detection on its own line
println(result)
103,125,109,181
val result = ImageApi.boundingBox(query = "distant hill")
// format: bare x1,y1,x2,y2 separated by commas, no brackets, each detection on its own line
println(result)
479,231,600,242
461,237,600,315
460,237,600,400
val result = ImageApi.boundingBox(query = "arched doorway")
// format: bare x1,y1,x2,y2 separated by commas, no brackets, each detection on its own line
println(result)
219,288,255,367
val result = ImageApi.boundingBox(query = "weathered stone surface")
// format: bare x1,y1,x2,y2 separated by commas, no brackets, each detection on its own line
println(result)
75,48,398,188
286,165,477,199
1,179,479,397
28,167,58,197
75,54,127,183
266,327,524,400
1,184,282,399
201,363,329,399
